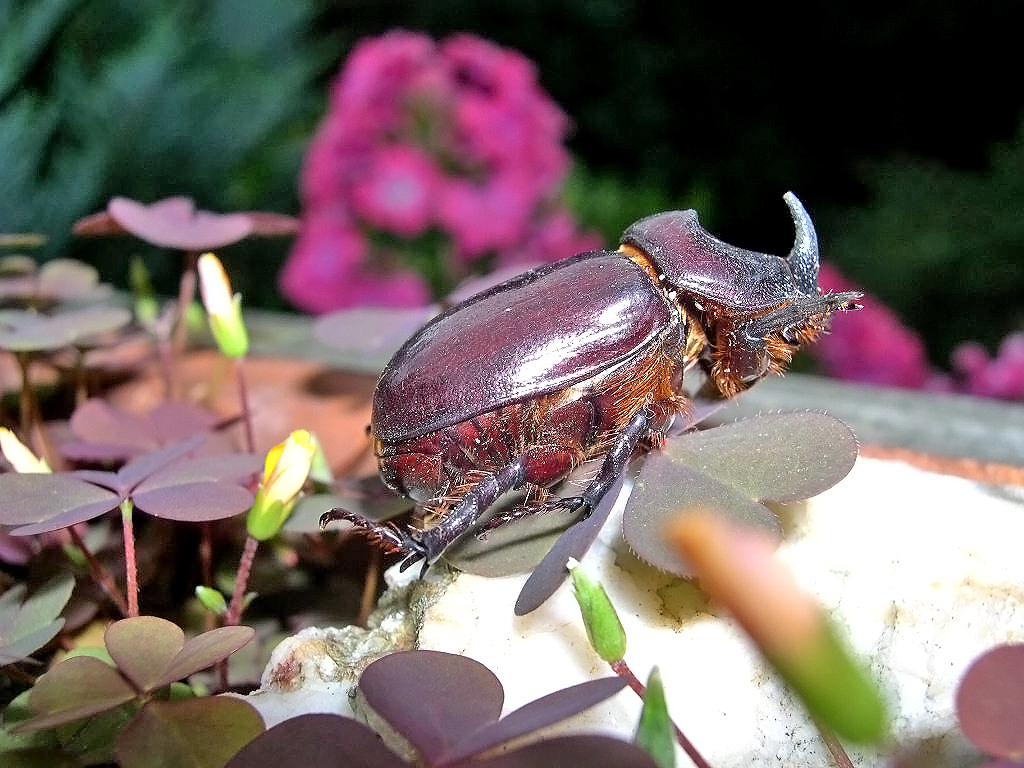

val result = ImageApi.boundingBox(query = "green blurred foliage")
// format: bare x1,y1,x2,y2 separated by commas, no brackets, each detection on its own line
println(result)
0,0,325,307
2,0,1023,355
826,120,1024,363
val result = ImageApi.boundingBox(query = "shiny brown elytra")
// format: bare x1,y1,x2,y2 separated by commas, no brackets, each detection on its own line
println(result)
321,193,861,573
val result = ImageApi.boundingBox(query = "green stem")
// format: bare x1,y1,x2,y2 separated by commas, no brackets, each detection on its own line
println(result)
610,658,713,768
121,499,139,617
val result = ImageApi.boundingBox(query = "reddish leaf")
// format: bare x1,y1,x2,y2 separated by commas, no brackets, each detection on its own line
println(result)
105,617,186,693
106,197,253,250
514,473,626,616
132,482,255,522
473,734,659,767
105,618,254,694
139,453,262,488
360,650,503,764
117,697,264,768
440,677,628,764
8,498,121,536
623,456,783,576
664,411,859,503
0,474,115,527
622,412,857,577
225,714,403,768
313,306,440,373
956,644,1024,760
245,212,300,236
16,656,136,732
66,399,222,462
154,625,254,688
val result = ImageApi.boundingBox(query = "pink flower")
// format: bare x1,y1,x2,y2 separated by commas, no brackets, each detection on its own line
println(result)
951,333,1024,400
813,263,932,388
350,145,440,237
281,215,429,313
437,173,539,259
332,31,438,136
496,208,603,270
284,30,581,311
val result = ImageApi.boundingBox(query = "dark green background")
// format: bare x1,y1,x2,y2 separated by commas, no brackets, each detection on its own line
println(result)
3,0,1023,363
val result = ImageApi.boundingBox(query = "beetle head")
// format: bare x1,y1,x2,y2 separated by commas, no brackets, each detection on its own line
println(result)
620,193,861,398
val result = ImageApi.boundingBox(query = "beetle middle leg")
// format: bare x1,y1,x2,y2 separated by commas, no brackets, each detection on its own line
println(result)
535,407,659,519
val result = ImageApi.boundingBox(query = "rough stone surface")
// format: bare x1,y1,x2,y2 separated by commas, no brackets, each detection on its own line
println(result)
415,458,1024,766
247,457,1024,765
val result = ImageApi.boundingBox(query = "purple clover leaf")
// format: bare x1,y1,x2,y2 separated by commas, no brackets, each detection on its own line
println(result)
72,197,298,252
0,258,112,309
0,435,261,535
62,398,227,464
11,617,260,768
956,643,1024,762
0,306,132,354
226,650,652,768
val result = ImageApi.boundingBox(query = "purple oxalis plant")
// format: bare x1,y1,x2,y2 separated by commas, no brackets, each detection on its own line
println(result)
0,434,261,616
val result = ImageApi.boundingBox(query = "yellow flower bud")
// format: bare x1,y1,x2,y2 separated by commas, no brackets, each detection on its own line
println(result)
247,430,316,540
0,428,50,473
197,252,248,358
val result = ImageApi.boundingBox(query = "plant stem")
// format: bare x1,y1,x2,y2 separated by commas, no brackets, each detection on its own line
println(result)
816,720,855,768
233,357,256,454
610,658,713,768
358,546,381,627
14,352,37,435
226,534,260,626
120,499,139,617
67,525,129,617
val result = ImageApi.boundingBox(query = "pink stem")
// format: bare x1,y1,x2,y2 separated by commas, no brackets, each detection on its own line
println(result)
234,357,256,454
226,534,260,626
120,500,139,617
610,659,714,768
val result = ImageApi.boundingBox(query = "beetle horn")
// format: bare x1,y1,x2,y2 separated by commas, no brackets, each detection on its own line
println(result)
783,192,820,295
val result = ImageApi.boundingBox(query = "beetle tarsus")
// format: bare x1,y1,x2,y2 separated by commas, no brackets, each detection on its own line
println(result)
476,495,590,536
320,507,426,561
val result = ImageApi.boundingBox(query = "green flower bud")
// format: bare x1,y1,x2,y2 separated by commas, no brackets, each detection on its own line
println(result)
569,558,627,663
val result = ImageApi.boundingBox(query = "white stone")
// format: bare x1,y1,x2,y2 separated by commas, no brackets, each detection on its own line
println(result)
416,458,1024,766
249,457,1024,766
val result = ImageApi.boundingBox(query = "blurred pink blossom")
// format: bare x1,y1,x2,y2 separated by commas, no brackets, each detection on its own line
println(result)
815,263,932,388
950,333,1024,400
813,263,1024,402
497,209,604,271
284,30,593,312
350,145,441,237
281,215,429,313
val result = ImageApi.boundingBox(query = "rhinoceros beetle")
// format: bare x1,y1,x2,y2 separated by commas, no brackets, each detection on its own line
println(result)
321,193,861,574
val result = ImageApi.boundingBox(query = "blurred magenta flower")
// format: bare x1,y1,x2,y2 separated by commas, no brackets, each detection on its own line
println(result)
814,263,1024,402
950,333,1024,400
284,30,595,312
814,263,932,389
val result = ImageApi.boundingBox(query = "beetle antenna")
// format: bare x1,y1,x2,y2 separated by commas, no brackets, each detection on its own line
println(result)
783,192,820,296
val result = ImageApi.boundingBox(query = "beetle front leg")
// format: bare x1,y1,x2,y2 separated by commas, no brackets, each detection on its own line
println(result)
323,459,530,576
414,459,528,569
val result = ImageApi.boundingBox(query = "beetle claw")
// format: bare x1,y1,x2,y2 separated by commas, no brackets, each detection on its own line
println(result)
320,507,430,572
